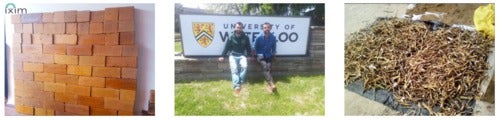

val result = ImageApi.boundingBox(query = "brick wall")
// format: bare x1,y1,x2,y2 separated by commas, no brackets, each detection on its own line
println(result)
175,27,325,81
11,6,137,116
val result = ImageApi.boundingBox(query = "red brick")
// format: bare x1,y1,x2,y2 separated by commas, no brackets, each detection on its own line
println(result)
22,33,32,44
14,24,23,33
44,82,66,93
119,32,135,45
67,45,92,56
17,54,54,64
118,7,134,21
106,78,136,90
35,108,48,116
43,101,65,112
23,62,43,72
43,44,66,55
55,92,77,104
14,71,34,81
118,21,134,32
53,11,65,23
33,91,54,101
55,74,79,85
55,111,77,115
43,23,54,34
78,76,105,88
104,98,133,111
35,73,55,82
120,89,135,101
44,64,67,74
105,33,119,45
121,68,137,79
65,104,89,115
104,8,118,21
13,59,23,72
65,10,77,22
12,43,22,54
22,44,42,54
106,56,137,67
67,84,91,96
15,87,35,98
118,110,133,115
92,67,120,78
90,22,103,34
79,56,105,66
104,20,118,33
43,12,53,23
94,45,122,56
67,65,92,76
122,45,138,56
77,10,90,22
13,33,22,44
92,87,119,98
12,14,21,24
77,96,104,108
54,34,77,45
78,22,90,34
23,24,33,33
24,80,44,91
15,104,34,115
91,10,104,23
78,34,105,45
32,34,53,44
53,23,66,34
54,55,78,65
54,92,78,104
66,23,77,34
91,107,117,115
33,23,44,33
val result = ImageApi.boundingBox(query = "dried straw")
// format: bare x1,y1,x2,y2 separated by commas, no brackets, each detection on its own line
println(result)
345,18,494,115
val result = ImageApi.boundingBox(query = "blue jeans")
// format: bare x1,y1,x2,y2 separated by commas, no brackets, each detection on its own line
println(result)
229,55,247,89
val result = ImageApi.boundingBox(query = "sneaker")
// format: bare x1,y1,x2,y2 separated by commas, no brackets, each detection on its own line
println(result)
233,87,241,97
266,85,273,93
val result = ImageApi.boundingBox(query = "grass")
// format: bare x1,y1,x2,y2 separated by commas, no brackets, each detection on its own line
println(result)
175,74,325,116
175,33,182,53
175,41,182,53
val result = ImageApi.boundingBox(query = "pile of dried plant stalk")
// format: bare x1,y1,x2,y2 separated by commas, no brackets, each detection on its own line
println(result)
345,18,494,115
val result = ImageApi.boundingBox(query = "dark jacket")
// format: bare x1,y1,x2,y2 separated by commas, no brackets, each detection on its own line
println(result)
221,31,251,56
254,33,277,59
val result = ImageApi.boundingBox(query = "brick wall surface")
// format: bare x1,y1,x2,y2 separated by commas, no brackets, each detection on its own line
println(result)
175,27,325,81
12,6,137,116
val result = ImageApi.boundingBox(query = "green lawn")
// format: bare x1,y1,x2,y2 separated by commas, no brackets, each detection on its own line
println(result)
175,41,182,53
175,74,325,115
175,33,182,53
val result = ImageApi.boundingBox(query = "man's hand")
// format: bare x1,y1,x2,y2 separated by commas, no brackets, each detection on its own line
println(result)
218,57,224,62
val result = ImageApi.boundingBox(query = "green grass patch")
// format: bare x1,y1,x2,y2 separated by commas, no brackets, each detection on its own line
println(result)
175,41,182,53
175,74,325,116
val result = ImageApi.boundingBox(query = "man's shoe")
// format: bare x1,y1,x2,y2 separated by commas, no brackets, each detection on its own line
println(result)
233,88,241,97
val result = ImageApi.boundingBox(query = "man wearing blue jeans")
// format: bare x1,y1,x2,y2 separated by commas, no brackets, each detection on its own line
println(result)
254,22,277,93
219,22,253,96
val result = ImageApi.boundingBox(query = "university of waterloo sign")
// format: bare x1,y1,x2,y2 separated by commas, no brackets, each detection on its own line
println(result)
180,14,311,56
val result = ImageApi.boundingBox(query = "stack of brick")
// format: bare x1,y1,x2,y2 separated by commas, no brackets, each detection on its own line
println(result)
11,6,137,116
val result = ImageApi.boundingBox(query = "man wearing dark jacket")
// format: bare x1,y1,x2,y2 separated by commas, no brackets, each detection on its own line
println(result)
219,22,252,96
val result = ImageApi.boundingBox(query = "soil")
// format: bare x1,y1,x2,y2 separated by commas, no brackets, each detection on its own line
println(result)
406,4,488,26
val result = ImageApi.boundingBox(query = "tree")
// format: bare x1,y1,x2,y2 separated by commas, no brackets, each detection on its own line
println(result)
242,3,324,26
206,3,245,15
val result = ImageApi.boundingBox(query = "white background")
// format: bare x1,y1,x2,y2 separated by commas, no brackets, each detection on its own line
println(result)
180,14,310,56
0,0,498,121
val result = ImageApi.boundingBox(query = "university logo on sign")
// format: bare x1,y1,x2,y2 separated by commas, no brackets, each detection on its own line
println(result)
192,22,215,48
